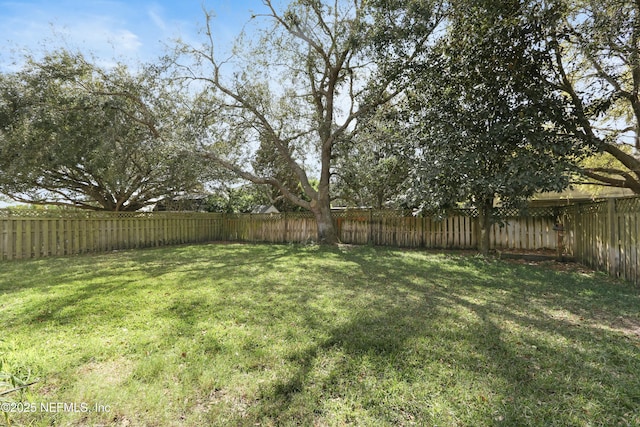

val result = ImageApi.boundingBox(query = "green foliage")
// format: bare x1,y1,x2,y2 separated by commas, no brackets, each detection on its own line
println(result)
332,104,410,208
403,0,575,213
205,185,271,213
252,137,311,212
0,50,207,211
203,179,318,213
366,0,446,90
548,0,640,192
0,342,36,426
575,147,637,196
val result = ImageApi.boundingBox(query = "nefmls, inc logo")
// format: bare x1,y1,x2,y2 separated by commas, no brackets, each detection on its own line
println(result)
39,402,110,413
41,402,91,413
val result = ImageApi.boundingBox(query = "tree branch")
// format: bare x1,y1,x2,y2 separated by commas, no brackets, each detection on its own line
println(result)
199,151,311,210
581,167,640,193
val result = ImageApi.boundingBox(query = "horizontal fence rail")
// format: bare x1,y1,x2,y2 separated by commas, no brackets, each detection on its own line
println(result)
230,209,559,251
1,200,638,286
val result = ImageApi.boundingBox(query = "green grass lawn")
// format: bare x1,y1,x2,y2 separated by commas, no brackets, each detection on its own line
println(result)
1,243,639,426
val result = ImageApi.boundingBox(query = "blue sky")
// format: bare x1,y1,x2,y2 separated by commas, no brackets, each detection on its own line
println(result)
0,0,271,68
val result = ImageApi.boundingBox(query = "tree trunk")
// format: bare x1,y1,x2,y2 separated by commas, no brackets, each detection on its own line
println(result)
311,183,338,245
477,197,494,256
311,130,339,244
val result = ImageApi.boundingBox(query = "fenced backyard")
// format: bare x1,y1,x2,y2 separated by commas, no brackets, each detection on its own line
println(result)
0,207,559,258
1,197,639,284
2,201,640,425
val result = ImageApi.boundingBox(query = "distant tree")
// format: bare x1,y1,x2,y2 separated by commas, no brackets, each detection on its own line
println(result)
252,136,309,212
174,0,444,243
205,184,271,213
205,179,317,214
404,0,577,254
575,148,637,196
332,103,410,208
0,50,206,211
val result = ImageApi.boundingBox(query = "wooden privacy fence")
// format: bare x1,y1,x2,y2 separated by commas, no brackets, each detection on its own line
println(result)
0,211,225,260
562,197,640,285
224,212,318,243
227,208,559,250
336,209,558,250
1,207,558,260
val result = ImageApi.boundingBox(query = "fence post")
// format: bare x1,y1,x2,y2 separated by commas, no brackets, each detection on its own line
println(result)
608,198,619,277
369,209,373,245
222,213,227,240
473,211,480,251
284,212,288,243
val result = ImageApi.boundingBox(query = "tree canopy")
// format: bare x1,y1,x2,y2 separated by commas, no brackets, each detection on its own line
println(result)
331,103,410,209
0,50,206,211
173,0,444,243
2,0,639,249
547,0,640,192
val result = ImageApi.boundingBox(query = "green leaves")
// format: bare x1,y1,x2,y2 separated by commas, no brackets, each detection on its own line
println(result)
0,50,208,211
403,0,575,213
548,0,640,192
332,103,411,208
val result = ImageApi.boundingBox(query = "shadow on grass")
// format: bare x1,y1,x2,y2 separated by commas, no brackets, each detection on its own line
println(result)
2,244,639,426
207,246,640,426
0,243,300,328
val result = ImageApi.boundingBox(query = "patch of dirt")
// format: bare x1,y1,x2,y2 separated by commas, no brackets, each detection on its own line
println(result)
76,358,133,387
194,388,250,417
616,317,640,339
593,313,640,340
500,257,597,274
498,248,558,256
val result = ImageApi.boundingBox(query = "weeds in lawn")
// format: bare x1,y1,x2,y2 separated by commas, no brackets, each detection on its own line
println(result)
0,341,38,426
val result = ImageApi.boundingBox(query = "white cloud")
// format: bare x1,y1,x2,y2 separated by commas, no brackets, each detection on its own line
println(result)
148,5,168,32
59,19,143,54
0,1,158,68
0,0,265,70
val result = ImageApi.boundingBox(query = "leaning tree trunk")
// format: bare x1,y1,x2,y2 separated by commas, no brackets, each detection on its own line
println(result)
477,197,494,256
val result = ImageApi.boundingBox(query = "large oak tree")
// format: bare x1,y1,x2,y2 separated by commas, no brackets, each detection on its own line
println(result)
0,51,206,211
175,0,444,243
